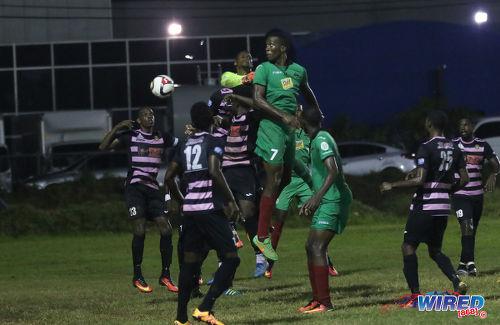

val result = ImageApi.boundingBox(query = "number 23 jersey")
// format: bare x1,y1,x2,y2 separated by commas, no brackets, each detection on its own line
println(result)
173,131,225,215
411,136,465,216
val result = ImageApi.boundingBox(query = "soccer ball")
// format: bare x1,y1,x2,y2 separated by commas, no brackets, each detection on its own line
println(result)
150,75,175,98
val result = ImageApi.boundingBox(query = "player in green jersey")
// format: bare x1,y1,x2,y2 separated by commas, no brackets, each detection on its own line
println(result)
296,106,352,314
252,29,321,261
221,50,255,88
265,128,338,278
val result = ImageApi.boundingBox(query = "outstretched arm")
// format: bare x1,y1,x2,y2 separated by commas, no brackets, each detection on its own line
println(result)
484,156,499,192
299,83,320,112
99,120,134,150
380,167,427,192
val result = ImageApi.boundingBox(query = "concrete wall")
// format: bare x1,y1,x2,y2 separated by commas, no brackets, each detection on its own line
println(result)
112,0,500,38
0,0,112,44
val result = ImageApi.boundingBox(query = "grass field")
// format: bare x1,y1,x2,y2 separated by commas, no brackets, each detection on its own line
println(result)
1,214,499,324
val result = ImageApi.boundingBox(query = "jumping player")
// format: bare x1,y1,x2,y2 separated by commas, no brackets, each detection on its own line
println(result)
294,107,352,313
380,110,469,296
252,29,320,260
166,102,241,325
221,50,254,88
99,107,178,293
452,118,499,276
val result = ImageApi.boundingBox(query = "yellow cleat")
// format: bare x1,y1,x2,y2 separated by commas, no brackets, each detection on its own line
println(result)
192,308,225,325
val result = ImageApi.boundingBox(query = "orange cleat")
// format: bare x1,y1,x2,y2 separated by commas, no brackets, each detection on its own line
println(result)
133,277,152,293
159,276,179,292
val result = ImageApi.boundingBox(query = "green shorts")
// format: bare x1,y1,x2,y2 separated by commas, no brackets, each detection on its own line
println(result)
275,177,312,211
254,119,295,165
310,200,351,234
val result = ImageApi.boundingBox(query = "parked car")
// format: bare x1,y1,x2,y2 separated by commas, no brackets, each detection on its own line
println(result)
337,141,416,176
473,116,500,157
25,151,168,190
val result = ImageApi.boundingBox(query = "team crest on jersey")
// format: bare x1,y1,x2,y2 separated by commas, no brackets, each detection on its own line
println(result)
281,77,293,90
154,136,159,141
320,142,329,150
296,140,304,149
475,144,480,150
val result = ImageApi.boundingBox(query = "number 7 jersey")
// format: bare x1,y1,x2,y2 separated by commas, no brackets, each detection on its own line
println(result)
411,136,466,216
173,131,225,215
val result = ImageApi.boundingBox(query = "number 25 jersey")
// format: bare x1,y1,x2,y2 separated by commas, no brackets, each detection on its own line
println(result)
410,136,465,216
173,132,225,215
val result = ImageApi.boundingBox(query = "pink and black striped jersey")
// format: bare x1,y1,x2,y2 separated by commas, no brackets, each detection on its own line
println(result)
410,136,465,216
118,129,178,190
222,112,259,168
452,137,498,197
173,132,225,215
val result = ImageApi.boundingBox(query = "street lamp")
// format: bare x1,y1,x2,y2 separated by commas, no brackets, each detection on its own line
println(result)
474,11,488,24
168,22,182,36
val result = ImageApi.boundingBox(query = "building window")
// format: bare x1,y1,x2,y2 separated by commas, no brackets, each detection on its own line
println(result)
130,64,169,107
129,40,167,63
169,38,207,61
91,42,126,64
55,68,90,110
54,43,89,65
17,69,52,111
0,71,15,112
0,46,13,68
16,45,51,67
210,37,246,60
92,67,128,108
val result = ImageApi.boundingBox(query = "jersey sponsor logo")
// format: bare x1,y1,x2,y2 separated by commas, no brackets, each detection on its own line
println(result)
139,147,149,155
281,77,293,89
149,147,163,158
466,155,483,165
296,140,305,149
417,158,425,166
230,125,242,137
320,142,329,151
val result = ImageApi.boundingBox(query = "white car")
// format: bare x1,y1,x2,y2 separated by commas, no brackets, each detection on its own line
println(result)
473,116,500,157
337,141,416,176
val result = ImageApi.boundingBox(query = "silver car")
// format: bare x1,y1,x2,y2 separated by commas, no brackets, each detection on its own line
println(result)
337,141,416,176
25,151,168,189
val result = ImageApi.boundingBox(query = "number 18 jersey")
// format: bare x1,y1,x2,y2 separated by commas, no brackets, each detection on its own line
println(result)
173,131,225,215
411,136,465,216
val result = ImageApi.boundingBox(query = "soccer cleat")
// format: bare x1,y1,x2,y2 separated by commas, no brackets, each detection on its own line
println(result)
230,223,243,248
454,281,468,295
264,260,274,279
298,300,320,312
133,277,152,293
223,288,243,296
467,263,477,276
192,308,225,325
174,321,192,325
252,236,278,261
303,303,333,314
456,263,468,275
253,261,268,278
159,276,179,292
328,265,339,277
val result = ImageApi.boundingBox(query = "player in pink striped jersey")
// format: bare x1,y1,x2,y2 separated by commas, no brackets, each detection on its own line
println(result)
380,111,469,296
452,118,499,276
99,107,179,293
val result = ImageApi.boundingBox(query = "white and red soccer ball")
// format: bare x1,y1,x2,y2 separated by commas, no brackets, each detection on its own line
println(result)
150,75,175,98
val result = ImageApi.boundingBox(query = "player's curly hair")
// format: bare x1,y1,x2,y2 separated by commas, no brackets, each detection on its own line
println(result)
265,28,296,64
427,110,448,131
191,102,213,131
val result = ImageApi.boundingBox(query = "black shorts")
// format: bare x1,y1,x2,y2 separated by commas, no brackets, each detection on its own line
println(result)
404,212,448,247
124,183,165,220
223,165,258,202
181,211,238,254
452,195,483,226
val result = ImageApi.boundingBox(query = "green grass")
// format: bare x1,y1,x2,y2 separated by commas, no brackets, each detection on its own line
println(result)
1,214,499,324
